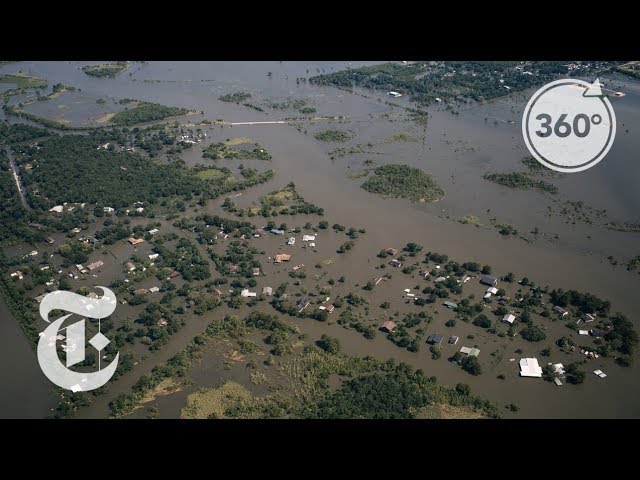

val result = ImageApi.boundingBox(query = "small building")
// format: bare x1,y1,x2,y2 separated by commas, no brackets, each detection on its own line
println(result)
133,288,148,295
590,328,607,338
427,333,444,345
35,294,46,303
229,265,240,274
287,237,296,246
374,277,384,285
253,227,267,236
519,358,543,378
388,91,402,97
103,207,114,214
552,363,565,375
449,336,459,345
480,275,498,286
389,259,402,268
45,237,55,245
149,287,160,293
127,237,144,246
167,270,181,279
487,287,499,295
262,286,273,296
10,271,24,280
502,314,516,325
578,329,589,335
87,292,99,299
271,229,285,236
483,292,492,301
380,320,397,333
126,262,136,272
302,235,316,242
148,228,159,235
554,377,563,386
460,346,480,357
297,298,311,311
240,289,257,298
148,253,159,260
157,318,169,327
326,305,335,314
86,260,104,271
553,305,568,316
274,253,291,263
49,205,64,213
292,264,304,271
212,288,224,297
386,248,399,255
581,313,595,323
498,296,511,304
252,267,261,276
434,276,446,283
443,300,458,310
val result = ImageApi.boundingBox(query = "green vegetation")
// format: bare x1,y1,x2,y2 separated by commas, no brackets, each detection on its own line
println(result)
310,61,569,105
484,172,557,194
0,150,40,246
607,222,640,233
250,182,324,217
0,72,47,90
521,325,546,342
82,63,128,78
313,129,352,142
219,92,252,103
361,164,444,203
202,141,271,161
626,256,640,272
383,133,421,144
110,102,190,126
22,134,274,209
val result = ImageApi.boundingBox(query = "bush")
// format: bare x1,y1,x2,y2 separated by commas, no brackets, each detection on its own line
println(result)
521,325,546,342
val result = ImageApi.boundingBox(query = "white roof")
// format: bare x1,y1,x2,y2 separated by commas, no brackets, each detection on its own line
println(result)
483,292,492,298
302,235,316,241
578,330,589,335
403,288,411,293
487,287,499,294
502,314,516,324
519,358,543,378
552,363,565,375
240,289,257,297
460,346,472,355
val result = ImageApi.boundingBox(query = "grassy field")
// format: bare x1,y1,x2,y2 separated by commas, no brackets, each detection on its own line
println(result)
361,164,445,203
82,63,128,78
0,72,47,89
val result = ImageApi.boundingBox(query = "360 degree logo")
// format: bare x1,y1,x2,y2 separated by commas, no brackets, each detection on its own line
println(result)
37,287,119,392
522,78,619,173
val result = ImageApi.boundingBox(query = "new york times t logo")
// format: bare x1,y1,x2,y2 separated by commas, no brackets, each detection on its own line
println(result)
37,287,119,392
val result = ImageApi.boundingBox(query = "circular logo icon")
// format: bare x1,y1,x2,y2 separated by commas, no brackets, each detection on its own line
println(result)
522,78,616,173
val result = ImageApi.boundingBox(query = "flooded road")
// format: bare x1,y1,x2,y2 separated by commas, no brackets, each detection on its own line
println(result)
0,296,58,418
1,61,639,418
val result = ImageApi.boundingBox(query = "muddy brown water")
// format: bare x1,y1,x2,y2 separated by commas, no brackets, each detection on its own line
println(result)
1,61,639,418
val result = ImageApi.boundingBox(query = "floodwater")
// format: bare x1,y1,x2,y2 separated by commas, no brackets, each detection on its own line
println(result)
0,297,58,418
1,61,639,418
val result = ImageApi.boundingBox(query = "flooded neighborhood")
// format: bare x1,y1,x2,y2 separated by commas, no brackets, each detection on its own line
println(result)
1,61,639,419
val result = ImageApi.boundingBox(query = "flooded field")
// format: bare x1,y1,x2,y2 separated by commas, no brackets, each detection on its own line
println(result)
1,61,639,419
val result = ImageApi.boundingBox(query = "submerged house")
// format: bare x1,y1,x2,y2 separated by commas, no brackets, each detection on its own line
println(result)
380,320,397,333
519,358,543,378
427,333,444,345
480,275,498,286
553,305,568,317
443,300,458,310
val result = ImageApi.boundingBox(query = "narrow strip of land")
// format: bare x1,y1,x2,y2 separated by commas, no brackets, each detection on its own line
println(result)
6,146,30,210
